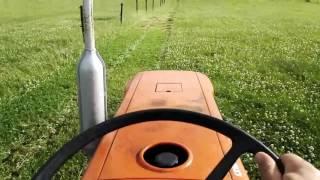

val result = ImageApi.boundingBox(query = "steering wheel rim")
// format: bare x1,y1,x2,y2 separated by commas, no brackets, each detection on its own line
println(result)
33,108,284,180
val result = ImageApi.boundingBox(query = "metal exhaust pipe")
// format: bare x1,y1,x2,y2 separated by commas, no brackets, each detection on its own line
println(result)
77,0,107,155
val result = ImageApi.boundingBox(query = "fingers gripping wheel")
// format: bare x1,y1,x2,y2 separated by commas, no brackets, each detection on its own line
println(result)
33,109,284,180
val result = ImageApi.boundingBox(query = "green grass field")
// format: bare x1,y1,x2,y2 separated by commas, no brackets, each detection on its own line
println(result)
0,0,319,179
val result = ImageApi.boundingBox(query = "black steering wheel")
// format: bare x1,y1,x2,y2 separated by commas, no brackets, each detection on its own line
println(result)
33,108,284,180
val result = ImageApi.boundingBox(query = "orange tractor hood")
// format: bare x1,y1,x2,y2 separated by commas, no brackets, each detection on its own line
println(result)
83,71,249,180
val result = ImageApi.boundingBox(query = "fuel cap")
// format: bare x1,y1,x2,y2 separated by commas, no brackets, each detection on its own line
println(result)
142,143,190,169
154,152,179,168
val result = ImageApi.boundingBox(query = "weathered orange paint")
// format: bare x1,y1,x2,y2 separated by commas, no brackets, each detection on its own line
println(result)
83,71,249,180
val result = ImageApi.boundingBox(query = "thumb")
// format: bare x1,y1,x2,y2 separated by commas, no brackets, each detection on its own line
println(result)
255,152,282,180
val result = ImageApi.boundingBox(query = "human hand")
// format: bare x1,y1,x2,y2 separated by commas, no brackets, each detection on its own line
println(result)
255,152,320,180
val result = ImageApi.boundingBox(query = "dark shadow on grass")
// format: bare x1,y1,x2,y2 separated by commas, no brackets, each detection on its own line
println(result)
94,16,116,21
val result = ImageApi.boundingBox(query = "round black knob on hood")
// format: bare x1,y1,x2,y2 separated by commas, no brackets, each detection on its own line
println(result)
154,152,179,168
143,143,189,168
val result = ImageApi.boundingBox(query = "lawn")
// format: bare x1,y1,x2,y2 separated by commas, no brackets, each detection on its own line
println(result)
0,0,319,179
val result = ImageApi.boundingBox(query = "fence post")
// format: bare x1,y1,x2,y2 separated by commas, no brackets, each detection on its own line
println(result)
152,0,154,10
120,2,124,24
80,5,85,42
136,0,139,12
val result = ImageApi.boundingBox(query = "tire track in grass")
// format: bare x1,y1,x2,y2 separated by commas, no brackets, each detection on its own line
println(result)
157,5,178,69
108,30,148,71
107,18,170,116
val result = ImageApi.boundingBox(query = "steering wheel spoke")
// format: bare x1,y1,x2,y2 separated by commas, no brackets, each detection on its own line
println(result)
207,144,244,179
